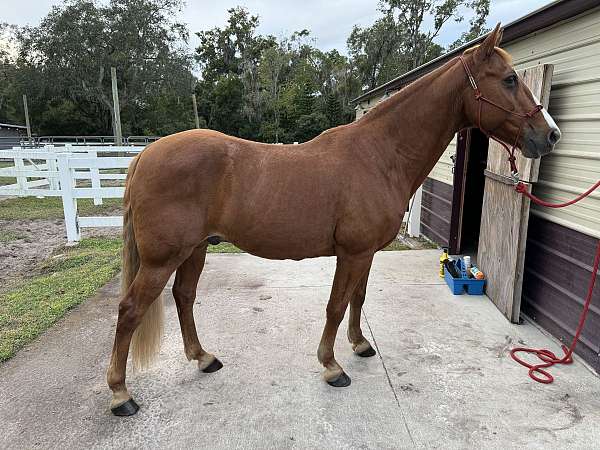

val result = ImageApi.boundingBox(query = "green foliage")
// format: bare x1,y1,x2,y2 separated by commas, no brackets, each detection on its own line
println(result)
348,0,490,89
3,0,194,135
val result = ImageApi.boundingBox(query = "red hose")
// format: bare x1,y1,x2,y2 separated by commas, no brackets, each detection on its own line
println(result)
510,180,600,383
515,180,600,208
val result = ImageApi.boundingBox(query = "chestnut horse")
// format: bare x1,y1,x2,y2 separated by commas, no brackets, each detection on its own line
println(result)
107,25,561,415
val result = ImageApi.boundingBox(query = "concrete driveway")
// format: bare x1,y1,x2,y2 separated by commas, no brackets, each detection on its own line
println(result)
1,250,599,449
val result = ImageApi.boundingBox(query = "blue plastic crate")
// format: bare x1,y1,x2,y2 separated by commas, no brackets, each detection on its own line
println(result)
444,258,486,295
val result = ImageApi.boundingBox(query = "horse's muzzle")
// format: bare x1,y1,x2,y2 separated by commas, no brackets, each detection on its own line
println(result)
522,126,561,158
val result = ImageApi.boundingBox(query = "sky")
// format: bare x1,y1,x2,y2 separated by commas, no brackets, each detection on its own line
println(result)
2,0,554,54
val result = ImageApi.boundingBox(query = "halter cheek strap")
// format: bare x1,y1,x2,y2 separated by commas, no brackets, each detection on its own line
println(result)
459,56,543,179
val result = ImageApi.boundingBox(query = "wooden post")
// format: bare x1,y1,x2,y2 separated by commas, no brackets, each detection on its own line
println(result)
111,67,123,146
192,93,200,128
56,152,81,243
22,94,32,144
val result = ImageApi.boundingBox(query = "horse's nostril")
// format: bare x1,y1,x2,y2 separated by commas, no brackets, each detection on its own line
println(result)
548,128,561,146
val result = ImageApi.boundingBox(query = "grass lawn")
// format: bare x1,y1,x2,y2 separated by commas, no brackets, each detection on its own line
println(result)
382,240,411,251
0,238,122,362
0,229,30,243
207,242,243,253
0,197,123,220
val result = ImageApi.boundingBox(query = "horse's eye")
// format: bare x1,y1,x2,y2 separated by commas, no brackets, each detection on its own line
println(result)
504,74,518,88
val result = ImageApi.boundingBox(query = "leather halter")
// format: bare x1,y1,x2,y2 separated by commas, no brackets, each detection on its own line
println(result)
459,55,543,178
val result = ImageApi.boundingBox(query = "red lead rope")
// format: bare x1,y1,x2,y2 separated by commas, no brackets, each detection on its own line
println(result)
510,181,600,383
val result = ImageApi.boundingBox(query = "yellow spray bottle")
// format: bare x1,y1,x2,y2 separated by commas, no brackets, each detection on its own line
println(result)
439,247,449,278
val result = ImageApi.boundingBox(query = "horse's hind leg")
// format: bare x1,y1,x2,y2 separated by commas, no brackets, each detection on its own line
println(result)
347,269,377,357
318,253,374,387
107,265,173,415
173,243,223,373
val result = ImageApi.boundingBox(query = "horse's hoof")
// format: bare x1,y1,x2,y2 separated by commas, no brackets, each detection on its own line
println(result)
111,398,139,416
356,345,376,358
327,371,351,388
202,357,223,373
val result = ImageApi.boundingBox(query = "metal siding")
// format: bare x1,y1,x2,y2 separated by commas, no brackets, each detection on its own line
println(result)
505,7,600,239
420,177,453,246
428,136,456,185
522,215,600,373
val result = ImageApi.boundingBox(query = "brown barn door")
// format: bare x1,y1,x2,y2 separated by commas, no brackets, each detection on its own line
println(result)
477,64,554,323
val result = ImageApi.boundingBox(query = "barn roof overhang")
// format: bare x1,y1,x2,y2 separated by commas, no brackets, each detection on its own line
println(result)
351,0,600,104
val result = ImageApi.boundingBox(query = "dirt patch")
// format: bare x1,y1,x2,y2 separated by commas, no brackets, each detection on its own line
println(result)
0,219,120,292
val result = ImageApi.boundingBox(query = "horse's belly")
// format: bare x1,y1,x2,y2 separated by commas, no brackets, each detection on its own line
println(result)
217,203,337,260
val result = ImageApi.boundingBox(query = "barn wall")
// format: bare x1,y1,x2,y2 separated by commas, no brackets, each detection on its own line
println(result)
522,215,600,373
420,177,453,247
505,7,600,239
429,136,456,185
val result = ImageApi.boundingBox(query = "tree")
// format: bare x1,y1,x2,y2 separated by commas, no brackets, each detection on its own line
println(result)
12,0,195,135
347,12,404,90
0,24,22,124
348,0,490,91
383,0,490,68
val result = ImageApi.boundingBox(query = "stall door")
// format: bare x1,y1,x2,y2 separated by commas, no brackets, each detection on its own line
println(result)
477,64,554,323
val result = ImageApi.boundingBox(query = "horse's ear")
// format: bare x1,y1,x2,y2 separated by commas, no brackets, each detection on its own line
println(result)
475,23,503,61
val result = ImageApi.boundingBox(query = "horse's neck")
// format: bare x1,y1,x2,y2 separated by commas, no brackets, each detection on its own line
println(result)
356,59,468,195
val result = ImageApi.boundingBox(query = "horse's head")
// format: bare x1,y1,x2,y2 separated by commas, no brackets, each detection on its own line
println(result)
461,24,561,159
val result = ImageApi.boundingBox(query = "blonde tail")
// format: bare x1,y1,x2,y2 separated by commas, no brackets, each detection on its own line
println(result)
121,154,164,371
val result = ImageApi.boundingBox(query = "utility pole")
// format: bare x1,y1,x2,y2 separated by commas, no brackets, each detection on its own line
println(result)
22,94,32,144
111,67,123,146
192,93,200,129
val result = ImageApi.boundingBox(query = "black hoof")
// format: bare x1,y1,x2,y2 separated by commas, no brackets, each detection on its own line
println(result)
202,357,223,373
327,371,351,387
356,345,377,358
207,235,222,245
111,399,139,417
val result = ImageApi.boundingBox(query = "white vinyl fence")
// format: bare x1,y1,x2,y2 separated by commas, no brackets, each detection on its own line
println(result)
1,144,422,243
0,145,143,242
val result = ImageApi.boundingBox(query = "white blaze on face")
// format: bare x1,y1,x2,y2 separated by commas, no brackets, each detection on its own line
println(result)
532,92,561,142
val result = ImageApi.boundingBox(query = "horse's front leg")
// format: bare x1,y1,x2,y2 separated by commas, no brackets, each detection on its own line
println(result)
347,269,377,357
318,253,374,387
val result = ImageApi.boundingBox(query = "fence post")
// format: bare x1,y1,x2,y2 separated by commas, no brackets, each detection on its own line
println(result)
408,185,422,238
45,146,59,191
14,149,27,196
56,152,81,243
87,148,103,205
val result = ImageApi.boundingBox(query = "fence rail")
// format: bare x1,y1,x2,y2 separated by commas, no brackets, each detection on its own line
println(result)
0,145,144,241
0,135,160,148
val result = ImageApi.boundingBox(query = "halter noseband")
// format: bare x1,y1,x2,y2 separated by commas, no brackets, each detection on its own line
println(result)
459,55,543,179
